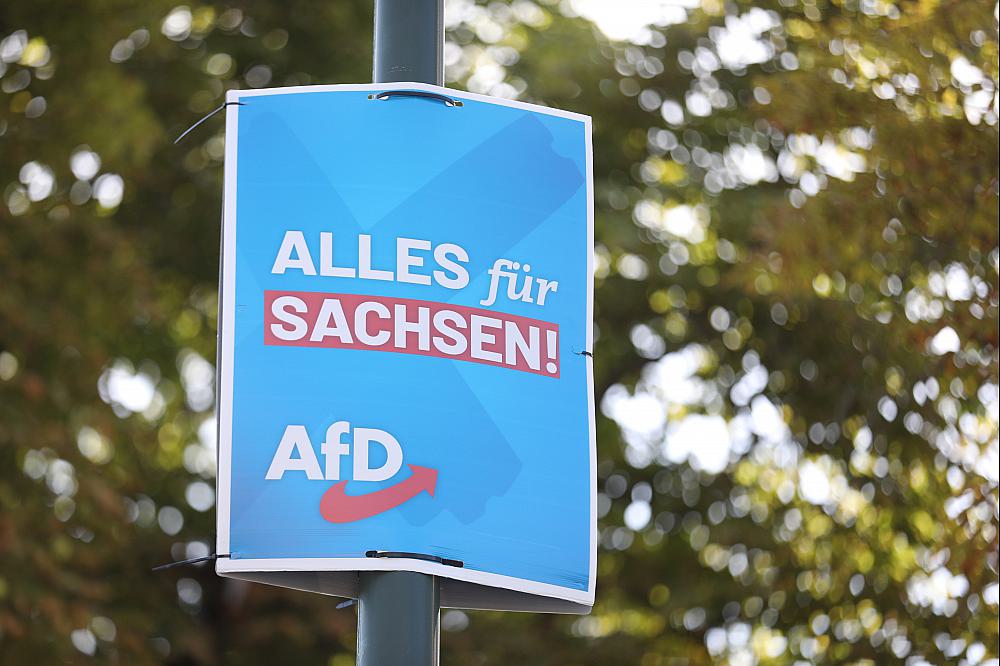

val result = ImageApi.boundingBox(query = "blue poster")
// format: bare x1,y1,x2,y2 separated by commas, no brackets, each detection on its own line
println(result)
215,83,594,612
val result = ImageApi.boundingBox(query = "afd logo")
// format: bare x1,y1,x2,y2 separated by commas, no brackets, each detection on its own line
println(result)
265,421,437,523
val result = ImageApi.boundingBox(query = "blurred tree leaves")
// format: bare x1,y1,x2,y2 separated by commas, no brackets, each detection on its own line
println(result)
0,0,997,664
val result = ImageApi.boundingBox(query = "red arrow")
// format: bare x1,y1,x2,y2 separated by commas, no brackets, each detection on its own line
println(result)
319,465,438,523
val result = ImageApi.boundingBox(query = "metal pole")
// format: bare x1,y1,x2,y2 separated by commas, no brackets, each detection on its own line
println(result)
357,571,441,666
358,2,444,665
373,0,444,85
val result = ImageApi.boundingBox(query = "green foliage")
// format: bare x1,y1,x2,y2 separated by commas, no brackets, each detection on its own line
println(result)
0,0,996,664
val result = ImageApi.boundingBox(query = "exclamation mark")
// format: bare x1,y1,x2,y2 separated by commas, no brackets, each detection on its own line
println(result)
545,329,559,375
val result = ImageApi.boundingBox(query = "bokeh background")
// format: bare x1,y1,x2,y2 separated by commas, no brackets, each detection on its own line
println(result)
1,0,997,664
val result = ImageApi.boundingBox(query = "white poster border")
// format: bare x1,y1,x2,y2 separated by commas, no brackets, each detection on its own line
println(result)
215,82,596,611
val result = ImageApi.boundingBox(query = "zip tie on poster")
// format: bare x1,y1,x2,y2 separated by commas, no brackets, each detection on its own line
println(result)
575,349,594,358
326,552,465,609
368,90,463,107
365,550,464,568
152,553,231,572
174,101,245,144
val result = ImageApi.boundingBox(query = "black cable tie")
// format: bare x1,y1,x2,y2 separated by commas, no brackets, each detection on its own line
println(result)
365,550,464,568
368,90,463,107
152,553,230,572
576,350,593,358
174,101,245,144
